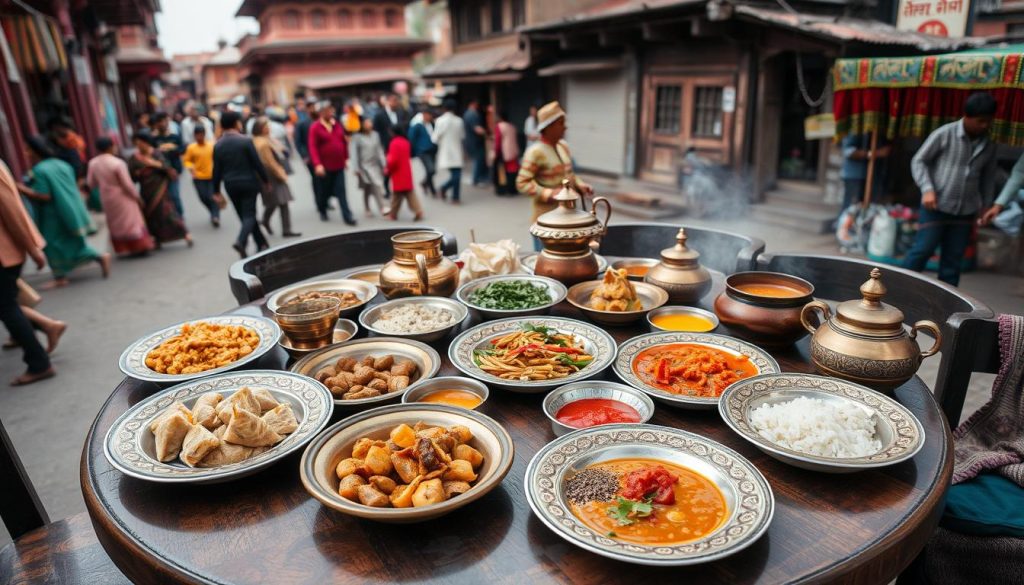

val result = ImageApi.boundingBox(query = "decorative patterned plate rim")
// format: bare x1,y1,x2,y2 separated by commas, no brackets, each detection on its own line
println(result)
118,315,280,383
290,336,442,406
613,332,780,406
718,373,926,468
524,423,775,566
103,369,334,483
448,316,617,389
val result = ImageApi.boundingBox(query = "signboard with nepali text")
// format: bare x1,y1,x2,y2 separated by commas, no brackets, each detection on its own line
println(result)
896,0,971,38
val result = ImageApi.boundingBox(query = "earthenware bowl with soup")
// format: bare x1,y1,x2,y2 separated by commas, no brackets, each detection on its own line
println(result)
542,380,655,436
359,296,468,343
566,280,669,326
402,376,489,411
278,319,359,359
300,403,514,523
646,306,719,333
714,271,815,346
719,373,925,473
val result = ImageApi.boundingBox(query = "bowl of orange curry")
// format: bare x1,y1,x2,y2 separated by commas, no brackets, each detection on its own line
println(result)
613,331,780,409
713,271,815,347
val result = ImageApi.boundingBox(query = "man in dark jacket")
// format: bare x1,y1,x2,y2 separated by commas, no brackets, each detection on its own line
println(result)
409,110,437,196
294,100,319,207
213,111,270,258
462,100,488,187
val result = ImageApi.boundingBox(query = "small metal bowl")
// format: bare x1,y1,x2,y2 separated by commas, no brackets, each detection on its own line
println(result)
542,381,655,436
646,306,720,333
566,280,669,326
265,278,378,319
611,258,659,282
278,319,359,359
345,268,381,286
401,376,489,410
359,296,468,343
456,274,567,320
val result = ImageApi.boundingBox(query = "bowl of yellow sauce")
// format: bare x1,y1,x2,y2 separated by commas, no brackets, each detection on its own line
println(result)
402,376,489,410
646,306,719,333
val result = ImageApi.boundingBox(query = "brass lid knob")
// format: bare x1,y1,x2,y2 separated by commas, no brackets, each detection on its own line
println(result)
834,267,906,334
660,228,701,267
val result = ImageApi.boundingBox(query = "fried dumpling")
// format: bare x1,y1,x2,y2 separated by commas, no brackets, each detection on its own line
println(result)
149,401,192,433
391,449,420,484
197,441,254,467
180,424,220,467
411,478,445,507
191,393,223,429
250,388,280,413
215,387,262,424
223,405,282,447
261,403,298,435
338,474,367,500
356,484,390,507
154,411,192,462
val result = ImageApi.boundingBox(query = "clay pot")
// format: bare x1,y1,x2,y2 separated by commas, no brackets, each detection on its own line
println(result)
714,272,815,347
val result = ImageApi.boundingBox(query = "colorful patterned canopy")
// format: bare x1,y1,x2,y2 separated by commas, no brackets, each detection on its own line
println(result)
833,46,1024,146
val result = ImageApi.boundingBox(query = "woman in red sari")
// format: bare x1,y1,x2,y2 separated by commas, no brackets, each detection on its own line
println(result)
128,132,192,248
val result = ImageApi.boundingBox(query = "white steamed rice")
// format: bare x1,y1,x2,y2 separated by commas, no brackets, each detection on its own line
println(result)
749,396,881,458
370,304,455,334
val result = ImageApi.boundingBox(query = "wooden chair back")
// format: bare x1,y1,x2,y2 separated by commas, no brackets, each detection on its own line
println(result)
757,253,996,425
228,227,458,304
1,417,49,539
600,222,765,275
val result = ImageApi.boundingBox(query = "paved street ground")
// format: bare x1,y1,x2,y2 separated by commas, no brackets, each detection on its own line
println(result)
2,161,1021,545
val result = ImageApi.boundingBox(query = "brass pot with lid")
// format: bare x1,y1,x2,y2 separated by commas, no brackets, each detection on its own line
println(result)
644,228,712,304
530,180,612,286
800,267,942,391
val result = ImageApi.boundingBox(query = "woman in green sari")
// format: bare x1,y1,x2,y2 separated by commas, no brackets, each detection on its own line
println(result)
18,136,110,288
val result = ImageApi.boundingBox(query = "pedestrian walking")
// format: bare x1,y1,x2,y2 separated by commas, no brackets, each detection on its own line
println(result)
129,132,193,250
903,92,998,286
409,110,437,197
295,100,319,204
463,99,488,186
350,117,390,217
433,98,466,203
252,117,301,238
524,105,540,152
385,125,423,221
979,150,1024,226
180,104,214,146
373,93,409,153
0,159,57,385
150,111,186,218
183,125,221,227
86,137,155,256
308,101,357,225
493,110,520,196
18,136,111,287
213,111,271,258
838,133,891,217
517,101,593,250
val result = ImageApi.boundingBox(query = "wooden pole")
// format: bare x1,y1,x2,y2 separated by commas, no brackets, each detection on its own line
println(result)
861,127,879,208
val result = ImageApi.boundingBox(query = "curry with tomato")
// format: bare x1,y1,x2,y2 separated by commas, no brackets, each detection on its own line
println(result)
568,458,727,545
633,343,758,398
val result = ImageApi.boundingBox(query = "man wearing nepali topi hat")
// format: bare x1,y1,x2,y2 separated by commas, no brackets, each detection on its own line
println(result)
516,101,593,230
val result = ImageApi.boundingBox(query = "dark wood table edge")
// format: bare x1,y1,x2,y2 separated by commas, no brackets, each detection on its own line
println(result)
794,411,954,585
81,378,217,585
79,319,957,585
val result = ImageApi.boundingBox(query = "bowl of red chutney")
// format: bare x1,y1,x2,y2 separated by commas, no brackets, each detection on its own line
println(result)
543,381,655,436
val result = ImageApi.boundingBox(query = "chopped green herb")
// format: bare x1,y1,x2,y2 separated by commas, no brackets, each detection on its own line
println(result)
469,280,553,310
606,531,617,538
607,497,653,526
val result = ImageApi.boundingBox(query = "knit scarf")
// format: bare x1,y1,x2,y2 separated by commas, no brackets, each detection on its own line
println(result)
952,314,1024,486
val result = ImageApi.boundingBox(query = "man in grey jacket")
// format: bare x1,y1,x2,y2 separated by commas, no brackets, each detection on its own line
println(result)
902,93,998,286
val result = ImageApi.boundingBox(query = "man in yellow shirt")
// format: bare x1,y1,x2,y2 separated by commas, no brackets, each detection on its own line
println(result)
516,101,592,250
182,125,220,227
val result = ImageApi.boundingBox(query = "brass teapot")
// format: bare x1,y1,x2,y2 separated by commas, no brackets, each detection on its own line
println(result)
379,230,459,298
530,180,612,286
800,268,941,391
645,228,712,304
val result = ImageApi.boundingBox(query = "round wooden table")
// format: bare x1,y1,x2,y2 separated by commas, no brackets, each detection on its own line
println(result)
82,288,953,584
